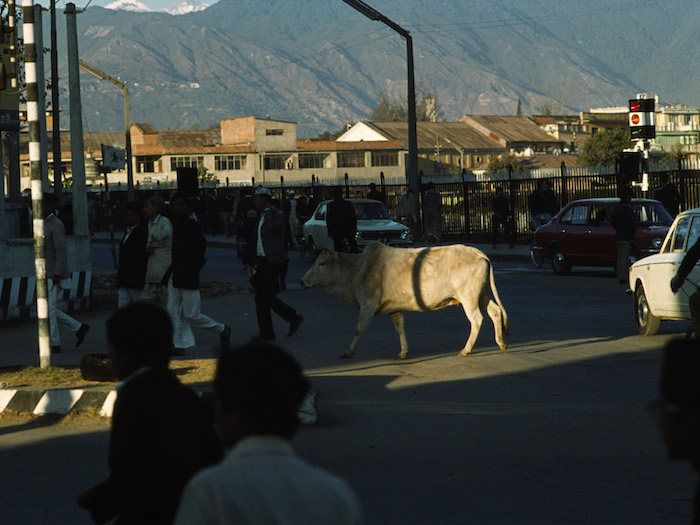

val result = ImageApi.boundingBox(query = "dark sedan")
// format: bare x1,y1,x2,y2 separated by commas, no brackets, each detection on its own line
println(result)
530,197,672,274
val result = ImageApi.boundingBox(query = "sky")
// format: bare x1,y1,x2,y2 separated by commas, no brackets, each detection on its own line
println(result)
59,0,207,12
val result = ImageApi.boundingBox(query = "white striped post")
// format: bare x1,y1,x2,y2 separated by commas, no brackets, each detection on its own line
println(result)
22,0,51,367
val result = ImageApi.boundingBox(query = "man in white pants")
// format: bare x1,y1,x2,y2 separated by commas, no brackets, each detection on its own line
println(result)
44,195,89,353
166,192,230,355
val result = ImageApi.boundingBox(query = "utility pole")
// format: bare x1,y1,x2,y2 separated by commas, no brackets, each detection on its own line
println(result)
65,2,88,235
78,59,134,202
341,0,420,232
22,0,51,367
50,0,62,197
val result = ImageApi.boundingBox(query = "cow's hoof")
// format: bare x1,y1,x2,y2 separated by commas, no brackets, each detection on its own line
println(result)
395,354,407,360
457,351,471,357
339,352,353,359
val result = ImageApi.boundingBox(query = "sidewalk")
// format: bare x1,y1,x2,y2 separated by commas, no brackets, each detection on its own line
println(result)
91,230,533,266
1,233,533,418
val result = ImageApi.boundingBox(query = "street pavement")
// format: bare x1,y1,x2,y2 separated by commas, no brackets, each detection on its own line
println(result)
2,244,695,524
0,233,532,417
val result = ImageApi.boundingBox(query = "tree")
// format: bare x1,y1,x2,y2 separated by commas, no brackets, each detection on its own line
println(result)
369,82,444,122
487,154,525,172
662,143,687,164
578,128,632,167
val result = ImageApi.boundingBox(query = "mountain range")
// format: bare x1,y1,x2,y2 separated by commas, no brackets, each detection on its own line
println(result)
44,0,700,138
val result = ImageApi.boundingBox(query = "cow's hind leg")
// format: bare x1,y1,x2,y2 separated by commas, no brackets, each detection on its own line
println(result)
485,298,507,354
341,306,375,358
457,301,483,357
389,311,409,359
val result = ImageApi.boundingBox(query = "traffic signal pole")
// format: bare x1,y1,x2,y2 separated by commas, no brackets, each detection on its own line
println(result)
628,94,656,194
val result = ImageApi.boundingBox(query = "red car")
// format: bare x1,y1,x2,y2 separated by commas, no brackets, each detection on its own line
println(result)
530,198,672,274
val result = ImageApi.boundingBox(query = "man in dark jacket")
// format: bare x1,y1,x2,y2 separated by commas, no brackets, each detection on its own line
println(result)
671,234,700,337
77,302,224,524
611,187,637,284
528,179,559,230
326,186,359,253
166,192,230,354
117,202,148,308
250,186,303,341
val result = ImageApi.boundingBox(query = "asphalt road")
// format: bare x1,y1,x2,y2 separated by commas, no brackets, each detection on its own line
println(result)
1,256,697,524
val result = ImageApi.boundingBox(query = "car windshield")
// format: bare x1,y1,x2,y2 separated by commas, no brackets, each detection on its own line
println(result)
631,201,673,227
353,202,391,220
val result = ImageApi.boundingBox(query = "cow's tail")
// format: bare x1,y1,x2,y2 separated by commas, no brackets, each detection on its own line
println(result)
488,260,508,336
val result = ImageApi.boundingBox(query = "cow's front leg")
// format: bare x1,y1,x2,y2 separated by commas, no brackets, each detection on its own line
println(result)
341,306,375,358
389,311,409,359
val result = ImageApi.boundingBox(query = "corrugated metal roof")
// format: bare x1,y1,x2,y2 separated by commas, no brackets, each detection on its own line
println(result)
364,121,506,152
461,115,564,144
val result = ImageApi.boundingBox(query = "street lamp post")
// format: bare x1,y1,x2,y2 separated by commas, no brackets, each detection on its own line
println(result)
341,0,420,231
78,59,134,202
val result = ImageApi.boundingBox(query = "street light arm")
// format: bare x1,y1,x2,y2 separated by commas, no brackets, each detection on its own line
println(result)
341,0,409,38
78,59,126,90
78,58,134,201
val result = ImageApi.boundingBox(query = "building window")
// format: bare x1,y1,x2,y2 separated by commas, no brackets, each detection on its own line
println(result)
263,154,287,170
265,129,284,136
299,153,330,169
371,151,399,167
337,151,365,168
170,156,204,171
215,155,247,170
136,155,162,173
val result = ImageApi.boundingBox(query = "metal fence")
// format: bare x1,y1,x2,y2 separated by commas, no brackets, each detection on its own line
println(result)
49,160,700,244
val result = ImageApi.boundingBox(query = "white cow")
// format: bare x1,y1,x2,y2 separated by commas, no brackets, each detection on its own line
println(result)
301,242,508,359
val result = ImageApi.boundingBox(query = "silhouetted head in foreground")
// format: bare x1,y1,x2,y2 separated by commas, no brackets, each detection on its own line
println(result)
214,341,309,447
107,302,173,379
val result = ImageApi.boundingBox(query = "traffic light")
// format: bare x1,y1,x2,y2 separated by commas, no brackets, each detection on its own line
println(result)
629,98,656,140
619,151,642,181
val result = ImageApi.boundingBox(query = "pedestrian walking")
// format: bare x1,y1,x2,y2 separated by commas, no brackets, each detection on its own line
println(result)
43,194,89,353
327,186,359,253
397,188,417,241
166,192,231,355
117,202,148,309
655,173,681,217
528,179,559,230
77,302,224,525
421,182,442,243
611,186,637,284
367,182,385,203
139,195,172,304
250,186,303,341
491,186,516,248
287,190,300,247
174,341,363,525
219,190,239,238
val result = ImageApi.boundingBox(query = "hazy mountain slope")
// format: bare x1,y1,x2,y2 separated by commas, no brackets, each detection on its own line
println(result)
45,0,700,136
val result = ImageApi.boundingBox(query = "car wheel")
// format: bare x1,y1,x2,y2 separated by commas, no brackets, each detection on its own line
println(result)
550,245,571,275
530,246,544,268
308,236,319,262
635,284,661,336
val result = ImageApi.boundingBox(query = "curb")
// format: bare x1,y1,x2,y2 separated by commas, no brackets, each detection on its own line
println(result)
0,387,319,425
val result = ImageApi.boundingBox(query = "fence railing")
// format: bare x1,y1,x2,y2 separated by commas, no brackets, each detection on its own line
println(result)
39,164,700,244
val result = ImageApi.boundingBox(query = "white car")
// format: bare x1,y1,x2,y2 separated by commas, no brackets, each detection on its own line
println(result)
630,207,700,335
302,198,412,260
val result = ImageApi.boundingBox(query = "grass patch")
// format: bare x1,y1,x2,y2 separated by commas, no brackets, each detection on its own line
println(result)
0,359,217,388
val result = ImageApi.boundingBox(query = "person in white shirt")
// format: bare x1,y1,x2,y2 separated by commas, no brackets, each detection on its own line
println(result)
174,341,364,525
139,195,173,303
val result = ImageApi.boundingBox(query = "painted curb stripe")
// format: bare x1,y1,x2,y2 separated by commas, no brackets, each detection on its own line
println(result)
33,389,84,415
0,388,318,425
0,389,18,412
